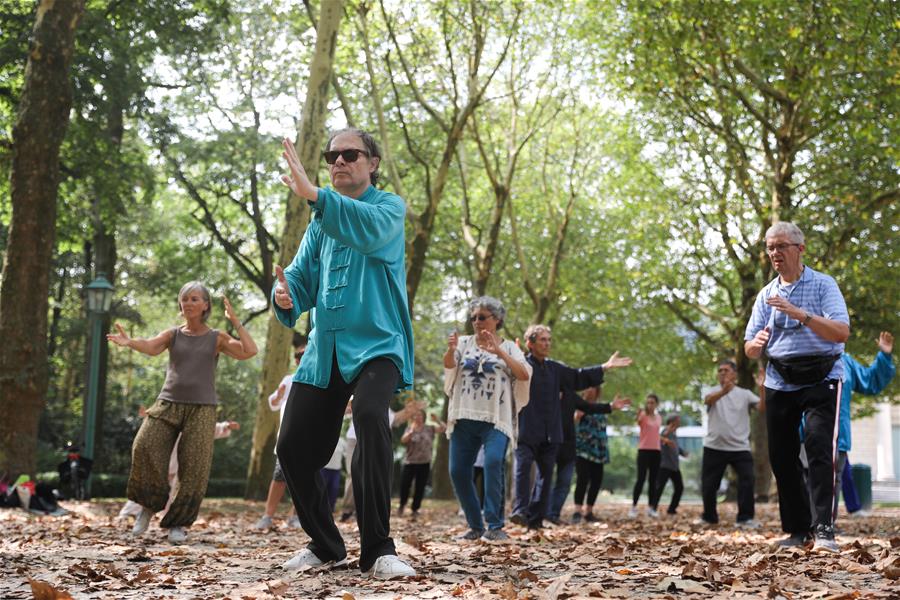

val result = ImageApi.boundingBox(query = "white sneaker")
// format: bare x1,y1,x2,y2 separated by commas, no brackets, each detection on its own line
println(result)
365,554,416,580
281,548,348,572
167,527,187,543
647,508,659,518
253,515,273,530
131,508,153,536
285,515,302,529
627,506,638,518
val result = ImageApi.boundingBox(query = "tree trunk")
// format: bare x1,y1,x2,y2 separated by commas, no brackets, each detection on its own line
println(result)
245,0,343,499
0,0,85,479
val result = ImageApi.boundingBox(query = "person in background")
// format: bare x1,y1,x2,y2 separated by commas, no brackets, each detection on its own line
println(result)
514,324,632,530
801,331,895,520
253,343,306,530
649,413,688,516
398,409,446,519
445,296,531,543
629,394,661,518
570,387,630,524
537,386,630,526
109,282,257,544
698,359,761,528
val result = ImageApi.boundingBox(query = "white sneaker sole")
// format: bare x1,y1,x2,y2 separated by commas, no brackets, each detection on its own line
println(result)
282,557,348,572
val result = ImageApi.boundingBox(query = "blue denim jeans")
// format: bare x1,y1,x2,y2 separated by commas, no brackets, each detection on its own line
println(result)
449,419,509,531
533,457,575,520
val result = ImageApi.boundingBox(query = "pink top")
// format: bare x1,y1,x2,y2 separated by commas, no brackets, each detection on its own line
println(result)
637,412,662,450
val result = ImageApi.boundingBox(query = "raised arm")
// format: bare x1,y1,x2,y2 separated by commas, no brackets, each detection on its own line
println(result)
217,296,258,360
108,323,172,356
850,332,896,394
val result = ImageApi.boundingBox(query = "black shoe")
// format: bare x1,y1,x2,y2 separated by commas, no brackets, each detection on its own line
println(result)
339,511,354,523
509,513,528,527
584,513,598,523
812,523,839,553
570,512,582,524
546,516,563,526
775,532,812,548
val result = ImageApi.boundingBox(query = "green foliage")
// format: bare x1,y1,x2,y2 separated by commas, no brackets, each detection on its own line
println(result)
3,0,896,485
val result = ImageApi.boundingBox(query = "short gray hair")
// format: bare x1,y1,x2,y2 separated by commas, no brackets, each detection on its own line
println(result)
765,222,804,245
524,324,552,343
178,281,212,322
469,296,506,329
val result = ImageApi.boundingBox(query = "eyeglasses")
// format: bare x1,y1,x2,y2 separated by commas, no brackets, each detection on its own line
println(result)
765,242,801,254
470,314,494,322
323,148,369,164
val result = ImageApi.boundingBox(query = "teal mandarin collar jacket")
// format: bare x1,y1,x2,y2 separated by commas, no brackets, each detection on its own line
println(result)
272,185,415,390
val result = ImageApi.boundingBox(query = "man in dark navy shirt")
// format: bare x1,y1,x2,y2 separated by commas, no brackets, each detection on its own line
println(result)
511,325,632,529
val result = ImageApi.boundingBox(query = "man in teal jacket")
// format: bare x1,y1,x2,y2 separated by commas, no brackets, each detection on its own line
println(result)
272,128,415,580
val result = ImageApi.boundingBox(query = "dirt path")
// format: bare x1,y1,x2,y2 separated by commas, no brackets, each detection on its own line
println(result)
2,498,899,598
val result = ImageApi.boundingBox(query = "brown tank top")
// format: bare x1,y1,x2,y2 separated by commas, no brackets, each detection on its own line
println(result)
157,327,220,405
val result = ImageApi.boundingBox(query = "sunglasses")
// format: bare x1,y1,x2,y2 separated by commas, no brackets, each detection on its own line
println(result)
323,148,369,165
470,314,494,322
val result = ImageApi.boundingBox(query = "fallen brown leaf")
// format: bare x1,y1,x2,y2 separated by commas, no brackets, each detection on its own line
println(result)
28,579,74,600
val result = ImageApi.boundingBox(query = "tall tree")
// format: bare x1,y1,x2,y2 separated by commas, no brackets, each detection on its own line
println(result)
245,0,345,498
0,0,85,477
588,0,899,495
364,0,520,311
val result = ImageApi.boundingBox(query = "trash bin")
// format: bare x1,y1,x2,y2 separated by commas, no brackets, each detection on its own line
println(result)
850,464,872,511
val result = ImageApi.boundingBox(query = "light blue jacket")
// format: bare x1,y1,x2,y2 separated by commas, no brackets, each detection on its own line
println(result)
272,185,414,390
837,351,895,452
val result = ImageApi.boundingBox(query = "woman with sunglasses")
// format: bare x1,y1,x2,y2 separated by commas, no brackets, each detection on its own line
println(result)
444,296,531,542
274,128,416,579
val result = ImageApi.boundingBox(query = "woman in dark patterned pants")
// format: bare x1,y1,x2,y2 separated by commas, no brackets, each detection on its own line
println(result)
108,281,257,544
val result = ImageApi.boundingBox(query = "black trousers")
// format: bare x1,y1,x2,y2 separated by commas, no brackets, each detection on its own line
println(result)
399,462,430,511
513,441,559,527
701,447,755,523
573,457,604,506
766,380,840,534
632,449,660,505
276,357,399,572
651,468,684,514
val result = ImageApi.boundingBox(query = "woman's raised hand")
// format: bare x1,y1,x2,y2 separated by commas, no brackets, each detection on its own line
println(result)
222,295,239,325
107,323,131,348
447,330,459,352
477,329,501,355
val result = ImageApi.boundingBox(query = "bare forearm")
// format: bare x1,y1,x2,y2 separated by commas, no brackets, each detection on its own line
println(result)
498,348,529,380
234,324,258,357
443,349,456,369
127,338,166,356
805,316,849,344
745,340,763,359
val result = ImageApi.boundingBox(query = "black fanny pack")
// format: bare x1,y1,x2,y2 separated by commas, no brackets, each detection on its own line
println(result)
767,353,840,386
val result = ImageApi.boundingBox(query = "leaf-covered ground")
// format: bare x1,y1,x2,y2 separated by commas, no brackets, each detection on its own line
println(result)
2,498,899,599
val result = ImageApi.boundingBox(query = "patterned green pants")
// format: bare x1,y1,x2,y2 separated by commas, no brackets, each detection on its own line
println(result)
126,399,216,528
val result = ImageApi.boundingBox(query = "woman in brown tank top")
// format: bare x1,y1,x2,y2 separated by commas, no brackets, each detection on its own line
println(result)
108,281,257,543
